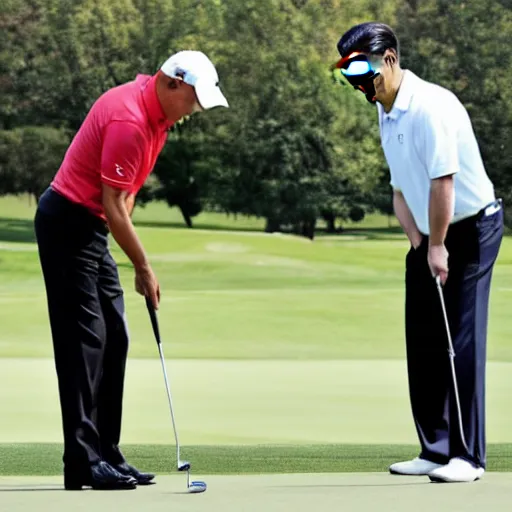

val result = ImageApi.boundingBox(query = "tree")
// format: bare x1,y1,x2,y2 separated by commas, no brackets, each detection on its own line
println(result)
396,0,512,223
187,0,392,237
0,129,23,194
152,127,207,228
0,126,70,202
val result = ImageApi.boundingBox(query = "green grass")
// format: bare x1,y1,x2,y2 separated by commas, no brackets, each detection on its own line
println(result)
1,195,512,478
3,359,512,446
2,443,512,476
1,358,511,478
0,194,398,231
0,196,511,361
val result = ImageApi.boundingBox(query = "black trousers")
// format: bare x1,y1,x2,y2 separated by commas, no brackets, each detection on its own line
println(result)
405,201,504,469
34,187,129,469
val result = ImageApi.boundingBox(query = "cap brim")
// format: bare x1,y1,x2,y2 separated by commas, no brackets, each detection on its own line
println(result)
195,80,229,109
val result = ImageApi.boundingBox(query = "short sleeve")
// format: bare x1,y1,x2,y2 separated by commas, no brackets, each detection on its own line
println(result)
417,102,460,180
101,122,145,190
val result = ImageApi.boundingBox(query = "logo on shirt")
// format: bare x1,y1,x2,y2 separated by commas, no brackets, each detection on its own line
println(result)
398,134,404,144
115,164,125,177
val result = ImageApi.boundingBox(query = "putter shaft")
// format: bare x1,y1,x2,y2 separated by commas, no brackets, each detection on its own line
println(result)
157,342,182,465
146,298,184,470
146,298,203,492
435,276,469,453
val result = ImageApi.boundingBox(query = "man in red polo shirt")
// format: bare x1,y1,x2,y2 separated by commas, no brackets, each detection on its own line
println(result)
34,51,228,491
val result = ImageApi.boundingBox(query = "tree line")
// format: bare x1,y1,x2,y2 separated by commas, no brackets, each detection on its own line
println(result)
1,0,511,237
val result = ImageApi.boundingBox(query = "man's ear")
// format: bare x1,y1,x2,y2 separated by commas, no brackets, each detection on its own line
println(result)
168,79,179,90
384,48,398,66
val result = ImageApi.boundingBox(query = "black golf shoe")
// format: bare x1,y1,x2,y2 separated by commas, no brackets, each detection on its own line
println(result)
112,462,156,485
64,460,137,490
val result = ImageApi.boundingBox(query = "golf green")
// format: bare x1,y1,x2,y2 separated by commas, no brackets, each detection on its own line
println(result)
2,359,512,446
1,196,511,498
2,474,512,512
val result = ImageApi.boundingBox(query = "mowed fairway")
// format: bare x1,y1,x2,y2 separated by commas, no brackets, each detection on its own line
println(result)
1,196,512,511
1,196,512,362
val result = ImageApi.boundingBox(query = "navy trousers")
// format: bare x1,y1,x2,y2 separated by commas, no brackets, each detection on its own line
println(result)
34,187,129,470
405,201,504,469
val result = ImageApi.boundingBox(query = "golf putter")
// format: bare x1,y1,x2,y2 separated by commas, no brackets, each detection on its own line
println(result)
434,276,469,454
145,297,207,493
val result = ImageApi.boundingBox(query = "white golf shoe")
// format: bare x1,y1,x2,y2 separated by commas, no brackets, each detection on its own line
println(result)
428,457,485,483
389,457,444,475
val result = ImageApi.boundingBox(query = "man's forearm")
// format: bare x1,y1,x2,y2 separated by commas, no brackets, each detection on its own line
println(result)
105,202,149,270
429,175,454,246
126,194,136,217
393,190,423,247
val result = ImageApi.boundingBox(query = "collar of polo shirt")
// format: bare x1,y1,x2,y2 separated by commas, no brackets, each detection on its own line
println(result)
381,70,415,120
141,74,173,132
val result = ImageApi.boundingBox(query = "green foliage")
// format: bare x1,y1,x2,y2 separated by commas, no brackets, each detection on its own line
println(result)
0,126,70,200
396,0,512,222
0,0,510,234
152,127,207,227
0,130,22,194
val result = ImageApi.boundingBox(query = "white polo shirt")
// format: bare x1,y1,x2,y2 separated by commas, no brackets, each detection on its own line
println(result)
377,70,495,235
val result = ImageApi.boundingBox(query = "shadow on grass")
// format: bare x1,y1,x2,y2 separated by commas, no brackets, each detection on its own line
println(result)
0,217,36,244
133,219,264,234
1,216,506,246
316,226,406,241
0,216,404,245
343,226,404,235
0,487,64,492
133,220,406,241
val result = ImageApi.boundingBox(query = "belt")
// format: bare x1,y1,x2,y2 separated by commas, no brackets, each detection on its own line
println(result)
452,198,502,224
481,198,502,217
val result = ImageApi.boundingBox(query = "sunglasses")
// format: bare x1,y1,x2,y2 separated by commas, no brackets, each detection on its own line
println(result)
330,52,383,103
331,52,381,85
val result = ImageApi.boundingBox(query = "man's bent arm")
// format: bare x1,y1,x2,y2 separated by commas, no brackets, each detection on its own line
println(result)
102,184,149,270
428,175,454,247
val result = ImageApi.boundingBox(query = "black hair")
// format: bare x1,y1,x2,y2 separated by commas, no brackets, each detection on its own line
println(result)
337,22,399,59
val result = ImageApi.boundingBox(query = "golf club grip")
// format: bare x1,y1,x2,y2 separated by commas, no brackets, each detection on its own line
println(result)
145,296,161,345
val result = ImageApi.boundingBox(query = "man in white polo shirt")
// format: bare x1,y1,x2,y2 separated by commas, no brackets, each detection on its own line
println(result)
333,22,504,483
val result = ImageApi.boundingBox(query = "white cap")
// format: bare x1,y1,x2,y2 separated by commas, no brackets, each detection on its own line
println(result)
160,50,229,110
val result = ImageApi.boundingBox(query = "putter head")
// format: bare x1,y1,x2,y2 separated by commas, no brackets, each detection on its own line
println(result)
178,460,191,472
188,481,207,493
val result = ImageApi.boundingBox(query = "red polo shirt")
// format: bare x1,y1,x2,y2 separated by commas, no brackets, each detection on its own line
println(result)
51,74,173,219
